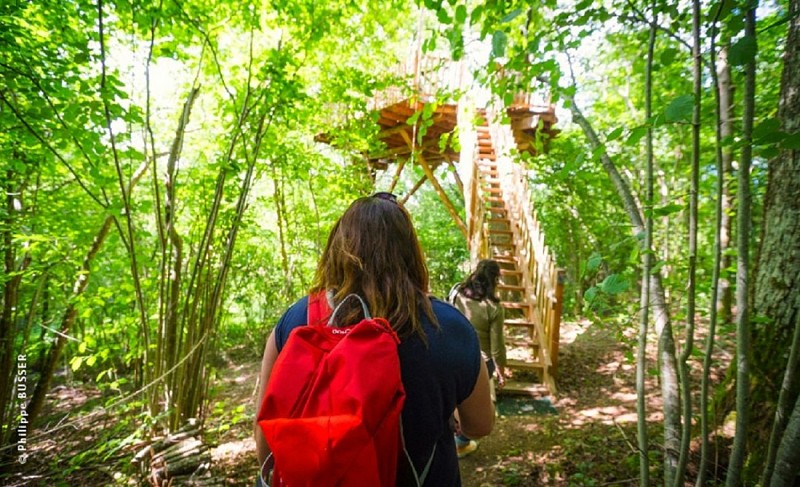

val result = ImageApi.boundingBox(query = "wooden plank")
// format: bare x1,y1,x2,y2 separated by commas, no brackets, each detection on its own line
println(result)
504,318,535,327
500,381,551,397
506,359,543,370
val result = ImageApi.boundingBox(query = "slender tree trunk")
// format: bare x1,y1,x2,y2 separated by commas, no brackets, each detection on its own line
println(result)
769,356,800,487
769,390,800,486
273,168,291,295
676,1,701,484
726,5,757,485
567,93,681,484
697,7,727,485
717,43,735,326
158,87,198,429
636,7,656,485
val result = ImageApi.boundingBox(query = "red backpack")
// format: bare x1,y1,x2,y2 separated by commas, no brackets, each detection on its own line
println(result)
257,292,432,487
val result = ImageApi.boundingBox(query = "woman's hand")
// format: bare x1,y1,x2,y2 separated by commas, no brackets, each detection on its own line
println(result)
495,366,506,389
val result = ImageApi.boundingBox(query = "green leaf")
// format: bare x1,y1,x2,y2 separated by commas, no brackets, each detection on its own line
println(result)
606,126,624,142
599,274,629,295
653,202,684,217
455,5,467,23
70,356,83,372
729,35,757,66
437,8,451,24
781,132,800,149
491,30,508,58
753,118,781,141
586,252,602,272
584,286,598,301
470,5,483,25
625,126,648,146
664,95,694,123
501,9,523,23
660,47,679,65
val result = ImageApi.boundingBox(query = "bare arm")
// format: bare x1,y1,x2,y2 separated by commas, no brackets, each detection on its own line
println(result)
254,331,279,465
456,358,494,438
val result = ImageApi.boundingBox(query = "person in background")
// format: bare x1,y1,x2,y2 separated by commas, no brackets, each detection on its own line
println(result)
449,259,507,458
255,193,495,486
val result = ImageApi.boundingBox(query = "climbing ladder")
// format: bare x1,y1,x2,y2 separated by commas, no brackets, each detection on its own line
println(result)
465,115,564,396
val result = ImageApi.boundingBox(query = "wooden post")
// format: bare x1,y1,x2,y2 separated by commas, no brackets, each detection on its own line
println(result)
447,157,464,195
550,269,566,377
416,153,468,238
400,175,427,204
388,157,407,193
399,130,468,238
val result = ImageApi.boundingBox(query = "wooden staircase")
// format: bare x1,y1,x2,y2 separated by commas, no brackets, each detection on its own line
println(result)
467,120,564,396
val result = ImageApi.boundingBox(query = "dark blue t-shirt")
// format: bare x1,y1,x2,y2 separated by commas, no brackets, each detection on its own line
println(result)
273,296,481,487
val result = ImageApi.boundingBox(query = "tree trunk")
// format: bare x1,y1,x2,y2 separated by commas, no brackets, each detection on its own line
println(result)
757,0,800,482
717,43,735,326
675,1,701,484
637,6,656,484
769,378,800,486
697,6,728,484
726,4,757,485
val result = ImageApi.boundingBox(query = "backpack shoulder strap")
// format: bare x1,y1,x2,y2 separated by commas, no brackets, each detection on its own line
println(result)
447,283,461,304
307,290,333,326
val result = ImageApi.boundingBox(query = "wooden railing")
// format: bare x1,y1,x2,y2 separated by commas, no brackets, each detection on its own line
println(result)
369,54,465,110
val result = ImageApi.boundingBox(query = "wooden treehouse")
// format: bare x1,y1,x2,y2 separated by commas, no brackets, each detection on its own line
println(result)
363,54,565,396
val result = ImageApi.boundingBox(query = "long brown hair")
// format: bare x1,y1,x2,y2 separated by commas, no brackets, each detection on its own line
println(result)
460,259,501,302
311,195,437,339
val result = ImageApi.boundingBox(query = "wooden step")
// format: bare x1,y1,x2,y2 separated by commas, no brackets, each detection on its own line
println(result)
506,339,541,349
505,318,535,327
489,229,513,235
486,207,508,214
498,284,525,292
500,380,550,397
493,255,516,264
490,242,514,248
506,359,544,371
502,301,530,309
486,196,505,203
488,218,510,225
483,187,503,194
500,269,522,276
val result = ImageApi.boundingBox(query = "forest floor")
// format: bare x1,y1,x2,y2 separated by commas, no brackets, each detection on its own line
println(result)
3,318,733,486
